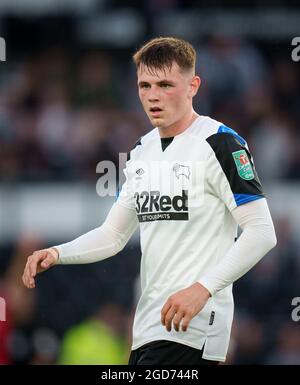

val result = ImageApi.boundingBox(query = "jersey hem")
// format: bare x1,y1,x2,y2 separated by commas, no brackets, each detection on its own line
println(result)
132,336,207,354
132,336,226,362
202,353,226,362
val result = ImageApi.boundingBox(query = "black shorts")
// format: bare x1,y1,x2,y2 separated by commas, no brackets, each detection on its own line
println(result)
128,340,219,365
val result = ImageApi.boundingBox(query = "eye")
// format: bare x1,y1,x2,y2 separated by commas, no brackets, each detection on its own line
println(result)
161,83,172,89
140,84,150,89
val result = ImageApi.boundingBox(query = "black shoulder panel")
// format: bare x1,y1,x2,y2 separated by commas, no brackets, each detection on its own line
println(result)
127,138,142,161
206,133,264,198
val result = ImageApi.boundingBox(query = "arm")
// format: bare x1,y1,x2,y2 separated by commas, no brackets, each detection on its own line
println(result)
56,202,138,264
22,202,138,288
198,198,277,295
161,198,277,332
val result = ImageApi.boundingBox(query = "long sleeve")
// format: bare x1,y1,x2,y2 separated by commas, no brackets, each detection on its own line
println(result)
55,202,138,264
198,198,277,296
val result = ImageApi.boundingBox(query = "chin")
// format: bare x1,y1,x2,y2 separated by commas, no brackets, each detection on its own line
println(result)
150,117,164,127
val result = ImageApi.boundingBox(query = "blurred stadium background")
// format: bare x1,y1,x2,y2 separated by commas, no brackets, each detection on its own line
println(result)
0,0,300,365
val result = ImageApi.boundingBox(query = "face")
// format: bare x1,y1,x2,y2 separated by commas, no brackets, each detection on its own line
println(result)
137,62,200,130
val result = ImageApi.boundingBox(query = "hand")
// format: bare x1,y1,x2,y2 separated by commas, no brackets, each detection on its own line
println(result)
161,282,211,332
22,247,59,289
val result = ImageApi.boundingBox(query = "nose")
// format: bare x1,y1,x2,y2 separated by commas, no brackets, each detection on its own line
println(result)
148,86,160,102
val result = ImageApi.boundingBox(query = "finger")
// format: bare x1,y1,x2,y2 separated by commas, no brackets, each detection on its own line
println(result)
161,300,172,326
28,255,39,278
22,271,28,288
172,311,185,332
164,307,177,332
40,253,54,269
29,278,35,289
22,261,28,286
32,251,49,275
181,314,192,332
25,257,37,288
24,270,34,289
28,267,35,288
24,260,32,287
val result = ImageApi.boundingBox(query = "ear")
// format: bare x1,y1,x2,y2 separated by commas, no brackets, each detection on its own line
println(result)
189,76,201,98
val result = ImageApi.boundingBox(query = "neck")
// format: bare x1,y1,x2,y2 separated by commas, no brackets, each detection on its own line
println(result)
158,109,199,138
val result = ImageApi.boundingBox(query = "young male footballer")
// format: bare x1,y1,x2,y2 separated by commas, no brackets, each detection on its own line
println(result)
22,37,277,365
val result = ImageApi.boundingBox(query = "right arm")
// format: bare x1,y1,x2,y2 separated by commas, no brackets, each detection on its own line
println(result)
23,136,142,289
22,202,138,288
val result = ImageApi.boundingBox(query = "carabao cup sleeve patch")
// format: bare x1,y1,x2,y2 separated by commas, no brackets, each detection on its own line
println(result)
232,150,255,180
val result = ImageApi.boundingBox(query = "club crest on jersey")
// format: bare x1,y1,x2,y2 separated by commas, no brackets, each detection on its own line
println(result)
232,150,254,180
173,164,190,179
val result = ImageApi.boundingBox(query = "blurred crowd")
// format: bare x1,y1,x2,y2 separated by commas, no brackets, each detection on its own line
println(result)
0,47,148,182
0,35,300,182
0,33,300,365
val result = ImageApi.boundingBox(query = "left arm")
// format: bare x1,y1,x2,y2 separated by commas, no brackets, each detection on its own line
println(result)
161,198,277,332
198,198,277,296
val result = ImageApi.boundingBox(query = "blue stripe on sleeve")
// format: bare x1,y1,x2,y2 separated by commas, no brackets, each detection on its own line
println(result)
218,124,246,146
234,193,264,206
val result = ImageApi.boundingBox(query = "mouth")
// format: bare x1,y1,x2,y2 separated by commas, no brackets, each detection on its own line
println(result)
149,107,163,117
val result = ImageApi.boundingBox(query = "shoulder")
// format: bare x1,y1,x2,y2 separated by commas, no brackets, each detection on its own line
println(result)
205,122,251,170
190,115,246,150
206,123,247,151
127,127,158,160
188,115,222,139
187,116,246,147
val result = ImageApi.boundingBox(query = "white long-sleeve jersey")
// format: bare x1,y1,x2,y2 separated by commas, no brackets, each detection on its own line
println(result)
56,115,276,362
